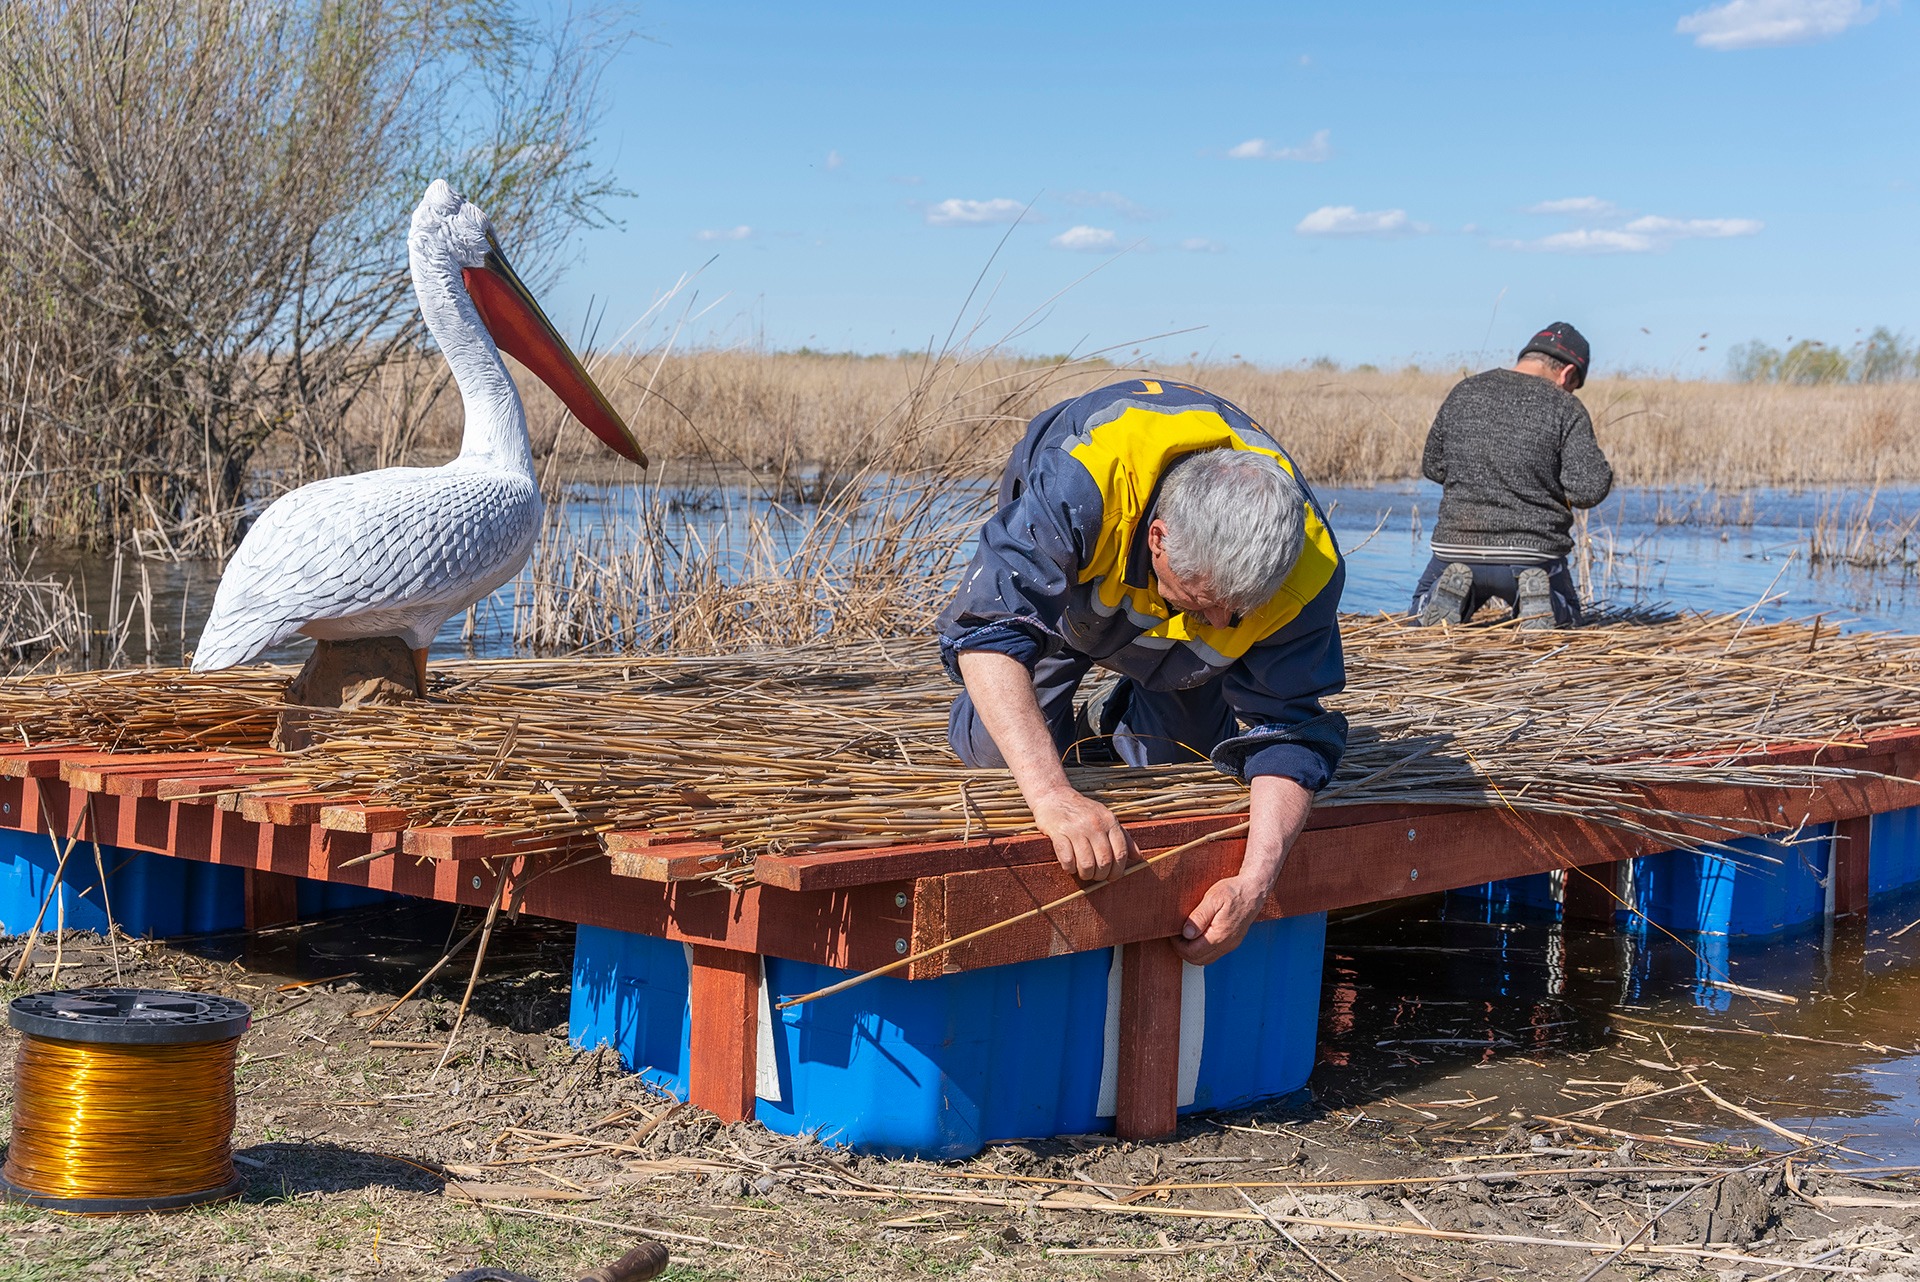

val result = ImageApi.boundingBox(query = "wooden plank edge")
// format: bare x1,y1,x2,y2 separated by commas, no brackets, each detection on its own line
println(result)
609,841,730,882
320,802,412,834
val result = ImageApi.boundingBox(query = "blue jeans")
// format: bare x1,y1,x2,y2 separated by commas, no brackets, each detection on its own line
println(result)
1408,555,1583,626
948,650,1237,768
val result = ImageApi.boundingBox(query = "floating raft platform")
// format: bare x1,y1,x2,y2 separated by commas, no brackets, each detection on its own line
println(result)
4,725,1920,1155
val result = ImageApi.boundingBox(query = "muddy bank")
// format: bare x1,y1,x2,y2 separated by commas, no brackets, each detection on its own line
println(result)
3,912,1919,1281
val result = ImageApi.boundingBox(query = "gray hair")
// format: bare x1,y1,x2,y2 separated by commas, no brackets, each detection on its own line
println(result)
1157,448,1307,612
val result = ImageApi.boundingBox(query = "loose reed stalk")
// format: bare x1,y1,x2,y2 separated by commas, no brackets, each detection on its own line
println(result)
0,613,1915,884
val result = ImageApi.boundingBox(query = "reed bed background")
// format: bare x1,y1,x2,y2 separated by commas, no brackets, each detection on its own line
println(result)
3,613,1911,879
478,347,1920,657
363,349,1920,494
7,343,1920,666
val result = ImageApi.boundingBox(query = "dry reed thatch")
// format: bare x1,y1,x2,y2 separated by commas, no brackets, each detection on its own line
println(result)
1,612,1913,881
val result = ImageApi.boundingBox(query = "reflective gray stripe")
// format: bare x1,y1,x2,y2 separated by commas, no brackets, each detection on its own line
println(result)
1060,395,1189,451
1429,541,1562,565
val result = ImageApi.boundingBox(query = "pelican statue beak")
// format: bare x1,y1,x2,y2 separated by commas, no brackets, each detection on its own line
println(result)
463,233,648,467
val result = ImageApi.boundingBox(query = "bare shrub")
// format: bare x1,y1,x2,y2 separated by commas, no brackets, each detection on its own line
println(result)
0,0,622,552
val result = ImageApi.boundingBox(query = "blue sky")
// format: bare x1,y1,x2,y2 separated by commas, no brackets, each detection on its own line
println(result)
536,1,1915,376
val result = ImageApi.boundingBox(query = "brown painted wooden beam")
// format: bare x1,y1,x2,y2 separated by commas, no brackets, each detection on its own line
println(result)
917,763,1920,974
68,760,249,797
5,732,1919,981
687,946,759,1123
1560,862,1623,922
1114,938,1182,1142
1832,814,1873,918
0,771,920,967
244,868,301,930
752,802,1471,893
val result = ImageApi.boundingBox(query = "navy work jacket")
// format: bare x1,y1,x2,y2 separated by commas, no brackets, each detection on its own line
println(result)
937,379,1348,789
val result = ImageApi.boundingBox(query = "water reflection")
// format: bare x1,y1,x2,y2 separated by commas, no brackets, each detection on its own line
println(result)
1314,884,1920,1161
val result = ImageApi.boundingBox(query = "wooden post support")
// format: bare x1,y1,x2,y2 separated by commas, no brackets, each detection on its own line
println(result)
1560,861,1623,923
1833,815,1873,918
244,867,301,931
688,946,759,1123
1114,937,1183,1142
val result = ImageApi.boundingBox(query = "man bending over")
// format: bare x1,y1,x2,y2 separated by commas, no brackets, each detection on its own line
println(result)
938,379,1346,965
1412,322,1613,628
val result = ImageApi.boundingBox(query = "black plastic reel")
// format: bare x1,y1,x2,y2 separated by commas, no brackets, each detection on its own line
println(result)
0,1172,246,1216
9,988,252,1046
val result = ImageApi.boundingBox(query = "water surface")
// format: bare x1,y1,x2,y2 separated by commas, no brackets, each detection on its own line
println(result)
30,481,1920,669
1316,885,1920,1162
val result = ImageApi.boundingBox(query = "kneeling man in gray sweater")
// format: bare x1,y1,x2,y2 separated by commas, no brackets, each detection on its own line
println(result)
1411,322,1613,628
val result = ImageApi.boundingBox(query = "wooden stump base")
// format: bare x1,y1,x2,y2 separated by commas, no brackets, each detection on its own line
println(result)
275,636,422,750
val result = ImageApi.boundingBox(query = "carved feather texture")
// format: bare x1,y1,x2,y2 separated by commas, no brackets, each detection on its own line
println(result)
191,465,539,668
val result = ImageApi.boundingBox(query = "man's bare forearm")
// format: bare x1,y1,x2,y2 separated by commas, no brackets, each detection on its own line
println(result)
957,649,1135,878
1242,773,1313,890
955,649,1072,804
1174,772,1313,964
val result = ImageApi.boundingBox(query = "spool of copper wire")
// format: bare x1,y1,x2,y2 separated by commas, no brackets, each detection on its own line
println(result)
2,988,251,1214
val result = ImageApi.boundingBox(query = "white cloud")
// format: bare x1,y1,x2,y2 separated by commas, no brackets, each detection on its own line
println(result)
1295,205,1416,236
825,149,844,171
925,197,1026,227
1179,237,1225,253
1623,214,1765,238
1228,129,1332,162
1526,196,1616,215
694,225,752,242
1500,215,1763,253
1062,190,1154,221
1051,225,1120,252
1525,229,1658,254
1677,0,1877,48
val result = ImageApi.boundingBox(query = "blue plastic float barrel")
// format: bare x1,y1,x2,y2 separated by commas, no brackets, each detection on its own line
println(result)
570,913,1327,1159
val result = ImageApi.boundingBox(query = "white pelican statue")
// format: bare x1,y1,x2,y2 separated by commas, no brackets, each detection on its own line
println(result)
192,180,645,697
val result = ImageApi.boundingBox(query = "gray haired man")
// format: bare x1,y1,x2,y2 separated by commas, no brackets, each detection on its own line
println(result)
938,379,1347,965
1412,322,1614,628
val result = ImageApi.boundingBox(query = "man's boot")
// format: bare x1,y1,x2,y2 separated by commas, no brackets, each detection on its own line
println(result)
1515,568,1555,630
1418,562,1474,626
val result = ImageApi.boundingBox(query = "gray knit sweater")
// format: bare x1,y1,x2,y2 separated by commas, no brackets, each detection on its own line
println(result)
1421,368,1614,562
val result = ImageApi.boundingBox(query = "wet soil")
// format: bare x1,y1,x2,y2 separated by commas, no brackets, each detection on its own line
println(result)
2,901,1920,1281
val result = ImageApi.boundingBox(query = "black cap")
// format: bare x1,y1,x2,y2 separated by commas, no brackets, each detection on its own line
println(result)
1520,322,1590,387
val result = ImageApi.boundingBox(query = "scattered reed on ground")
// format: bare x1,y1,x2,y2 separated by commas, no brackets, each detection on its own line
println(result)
1,613,1912,879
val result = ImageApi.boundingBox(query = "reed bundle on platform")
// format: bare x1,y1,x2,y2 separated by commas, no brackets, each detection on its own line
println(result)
0,613,1914,880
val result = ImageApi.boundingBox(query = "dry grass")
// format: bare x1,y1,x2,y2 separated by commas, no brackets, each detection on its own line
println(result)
7,931,1910,1282
366,349,1920,492
4,613,1912,876
506,348,1091,655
